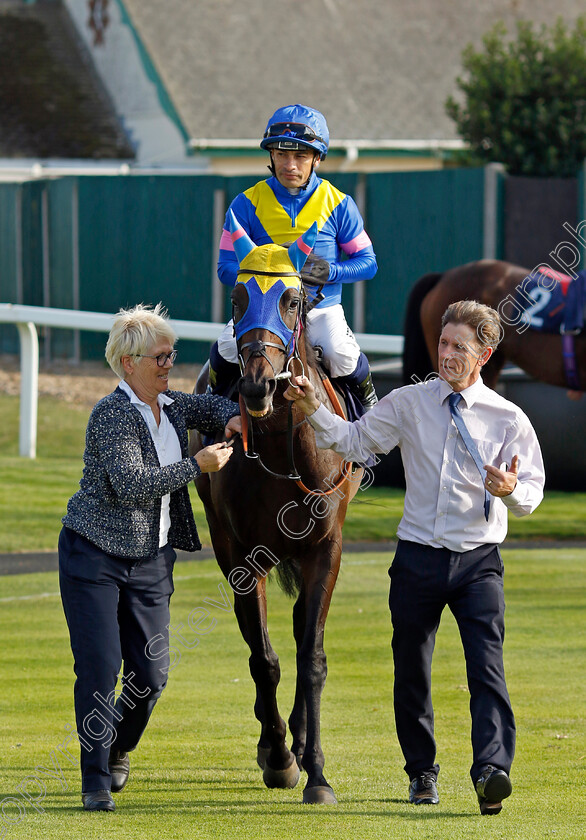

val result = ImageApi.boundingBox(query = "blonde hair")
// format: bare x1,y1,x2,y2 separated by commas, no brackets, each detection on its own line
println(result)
105,303,177,378
441,300,503,350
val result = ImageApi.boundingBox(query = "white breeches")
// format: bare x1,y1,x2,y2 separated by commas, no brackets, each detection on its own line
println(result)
216,304,361,377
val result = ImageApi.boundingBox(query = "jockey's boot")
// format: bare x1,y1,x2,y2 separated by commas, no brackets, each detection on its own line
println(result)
209,341,240,398
351,370,378,412
338,352,379,413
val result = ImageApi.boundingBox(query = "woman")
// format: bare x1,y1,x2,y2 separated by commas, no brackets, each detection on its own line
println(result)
58,303,240,812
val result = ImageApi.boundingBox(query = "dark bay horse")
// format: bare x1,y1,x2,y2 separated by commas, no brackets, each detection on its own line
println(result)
191,212,362,804
403,259,586,392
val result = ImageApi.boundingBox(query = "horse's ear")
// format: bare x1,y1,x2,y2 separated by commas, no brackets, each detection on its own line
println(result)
288,222,318,271
227,209,256,265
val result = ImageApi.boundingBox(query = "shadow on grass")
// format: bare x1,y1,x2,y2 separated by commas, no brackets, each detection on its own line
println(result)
33,790,478,822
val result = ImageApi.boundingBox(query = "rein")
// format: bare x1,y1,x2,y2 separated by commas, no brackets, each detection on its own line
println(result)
235,267,352,496
239,378,353,497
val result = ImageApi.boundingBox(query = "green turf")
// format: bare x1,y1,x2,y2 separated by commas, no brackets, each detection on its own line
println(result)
1,550,584,839
1,393,585,552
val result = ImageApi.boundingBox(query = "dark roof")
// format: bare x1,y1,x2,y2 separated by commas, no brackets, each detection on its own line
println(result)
120,0,586,144
0,0,134,159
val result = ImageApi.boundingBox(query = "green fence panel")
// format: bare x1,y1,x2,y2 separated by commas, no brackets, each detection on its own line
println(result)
365,168,486,335
0,183,20,352
0,168,492,363
46,177,76,358
20,181,45,308
0,180,47,354
77,174,223,362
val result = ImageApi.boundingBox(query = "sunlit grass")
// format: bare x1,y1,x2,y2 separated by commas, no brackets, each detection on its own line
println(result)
1,551,584,839
1,394,585,553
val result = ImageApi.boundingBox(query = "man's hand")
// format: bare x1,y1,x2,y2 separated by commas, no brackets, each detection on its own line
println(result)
484,455,519,497
284,375,321,416
225,414,241,439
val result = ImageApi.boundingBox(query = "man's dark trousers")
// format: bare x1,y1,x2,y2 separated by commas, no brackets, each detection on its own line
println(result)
389,539,515,782
59,527,176,792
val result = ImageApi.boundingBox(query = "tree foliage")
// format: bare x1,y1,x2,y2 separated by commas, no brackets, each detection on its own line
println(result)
446,17,586,176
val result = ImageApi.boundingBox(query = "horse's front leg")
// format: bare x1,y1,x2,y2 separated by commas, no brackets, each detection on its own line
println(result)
297,539,342,805
234,580,300,790
288,590,308,768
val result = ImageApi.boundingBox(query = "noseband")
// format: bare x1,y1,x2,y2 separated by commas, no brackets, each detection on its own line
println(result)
238,339,299,382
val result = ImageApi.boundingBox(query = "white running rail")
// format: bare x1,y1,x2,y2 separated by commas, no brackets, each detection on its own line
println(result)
0,303,403,458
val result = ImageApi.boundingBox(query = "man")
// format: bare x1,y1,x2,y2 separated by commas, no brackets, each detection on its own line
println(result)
212,103,378,412
284,300,545,815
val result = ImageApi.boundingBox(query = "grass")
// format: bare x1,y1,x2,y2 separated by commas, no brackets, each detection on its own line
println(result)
1,392,585,553
1,550,585,839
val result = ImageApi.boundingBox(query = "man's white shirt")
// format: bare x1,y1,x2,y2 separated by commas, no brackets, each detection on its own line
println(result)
308,376,544,552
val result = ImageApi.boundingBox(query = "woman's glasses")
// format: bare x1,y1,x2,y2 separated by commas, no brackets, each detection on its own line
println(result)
134,350,178,366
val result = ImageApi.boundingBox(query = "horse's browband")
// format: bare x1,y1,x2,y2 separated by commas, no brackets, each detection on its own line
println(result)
237,269,301,277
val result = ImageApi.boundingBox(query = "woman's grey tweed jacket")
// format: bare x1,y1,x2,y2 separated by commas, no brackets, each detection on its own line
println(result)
62,386,239,558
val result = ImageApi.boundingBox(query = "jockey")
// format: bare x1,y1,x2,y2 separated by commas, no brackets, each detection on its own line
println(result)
211,103,379,412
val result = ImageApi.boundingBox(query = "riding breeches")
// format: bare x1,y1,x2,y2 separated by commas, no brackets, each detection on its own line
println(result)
217,303,361,377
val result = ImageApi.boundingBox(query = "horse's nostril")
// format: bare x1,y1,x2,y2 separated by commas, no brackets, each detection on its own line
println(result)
238,377,273,400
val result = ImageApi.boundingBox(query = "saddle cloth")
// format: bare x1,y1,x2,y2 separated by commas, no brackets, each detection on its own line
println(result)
516,268,586,334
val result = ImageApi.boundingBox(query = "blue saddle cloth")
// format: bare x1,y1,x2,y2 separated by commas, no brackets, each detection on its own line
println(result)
516,268,586,334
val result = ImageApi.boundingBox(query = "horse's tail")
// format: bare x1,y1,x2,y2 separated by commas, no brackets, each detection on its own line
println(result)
275,561,302,598
402,272,442,385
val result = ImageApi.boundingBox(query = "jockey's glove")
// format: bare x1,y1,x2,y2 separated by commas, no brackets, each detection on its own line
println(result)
300,256,331,286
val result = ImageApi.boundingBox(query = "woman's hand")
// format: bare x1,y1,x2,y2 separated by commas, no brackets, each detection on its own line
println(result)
195,442,234,473
283,375,320,416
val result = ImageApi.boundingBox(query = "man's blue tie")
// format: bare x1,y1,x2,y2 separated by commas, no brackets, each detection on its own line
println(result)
448,392,490,521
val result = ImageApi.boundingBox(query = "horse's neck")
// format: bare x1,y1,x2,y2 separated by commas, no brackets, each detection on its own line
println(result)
297,338,343,419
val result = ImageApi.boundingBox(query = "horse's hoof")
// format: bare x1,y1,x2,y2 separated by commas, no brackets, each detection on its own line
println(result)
256,746,270,769
263,754,300,789
303,785,337,805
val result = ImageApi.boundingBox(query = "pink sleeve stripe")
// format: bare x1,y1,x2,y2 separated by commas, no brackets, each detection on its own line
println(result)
340,231,372,255
220,228,234,251
298,238,313,256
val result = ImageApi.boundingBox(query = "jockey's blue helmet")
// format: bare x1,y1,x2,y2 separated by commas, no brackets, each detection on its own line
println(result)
260,104,329,160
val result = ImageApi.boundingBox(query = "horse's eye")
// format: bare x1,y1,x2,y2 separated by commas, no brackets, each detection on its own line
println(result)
289,298,300,310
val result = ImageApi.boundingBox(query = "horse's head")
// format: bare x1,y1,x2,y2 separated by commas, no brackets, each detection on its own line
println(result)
227,210,317,418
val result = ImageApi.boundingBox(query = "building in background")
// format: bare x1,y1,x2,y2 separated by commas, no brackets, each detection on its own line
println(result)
2,0,585,174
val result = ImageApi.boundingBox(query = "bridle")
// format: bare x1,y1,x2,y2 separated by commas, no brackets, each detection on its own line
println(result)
235,268,305,381
235,275,353,495
236,305,305,383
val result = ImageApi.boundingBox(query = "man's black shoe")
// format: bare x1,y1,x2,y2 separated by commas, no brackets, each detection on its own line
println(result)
82,790,115,812
475,765,512,815
409,772,439,805
109,749,130,793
